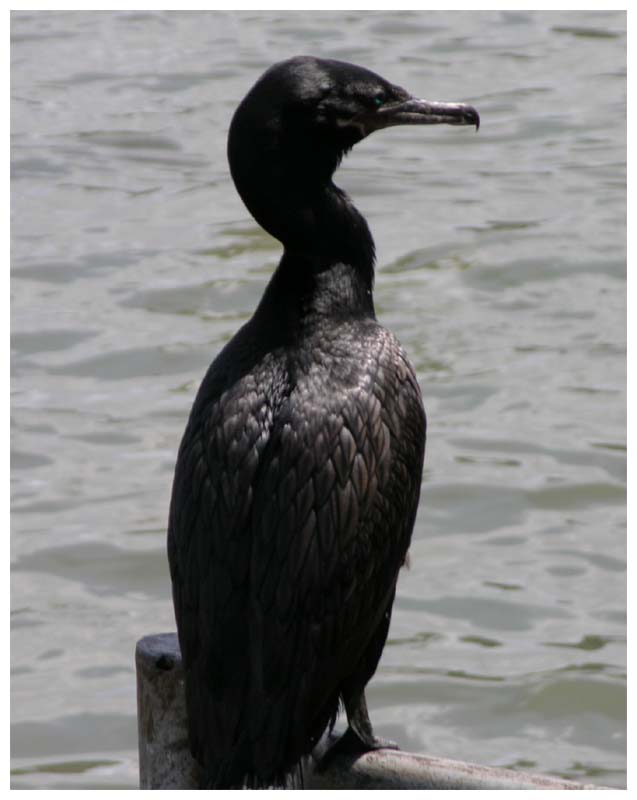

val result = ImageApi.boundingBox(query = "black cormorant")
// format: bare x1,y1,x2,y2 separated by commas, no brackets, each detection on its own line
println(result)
168,56,479,789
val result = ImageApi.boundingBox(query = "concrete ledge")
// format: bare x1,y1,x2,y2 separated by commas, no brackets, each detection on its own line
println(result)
305,747,603,790
135,633,609,790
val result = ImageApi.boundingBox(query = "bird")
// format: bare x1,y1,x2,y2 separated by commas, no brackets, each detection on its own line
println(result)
167,55,479,789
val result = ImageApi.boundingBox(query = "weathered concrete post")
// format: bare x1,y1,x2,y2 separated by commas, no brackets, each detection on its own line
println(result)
136,633,609,790
136,633,200,789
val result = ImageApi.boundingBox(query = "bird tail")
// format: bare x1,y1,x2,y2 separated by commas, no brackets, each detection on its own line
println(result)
199,759,305,789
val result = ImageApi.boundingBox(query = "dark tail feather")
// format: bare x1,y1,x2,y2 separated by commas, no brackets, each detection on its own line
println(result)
200,759,305,789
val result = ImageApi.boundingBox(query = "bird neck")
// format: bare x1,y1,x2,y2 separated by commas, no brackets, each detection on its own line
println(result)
229,118,376,286
249,177,378,329
238,175,375,283
254,250,375,336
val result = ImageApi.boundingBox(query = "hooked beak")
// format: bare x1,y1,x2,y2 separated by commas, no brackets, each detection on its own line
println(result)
372,97,480,132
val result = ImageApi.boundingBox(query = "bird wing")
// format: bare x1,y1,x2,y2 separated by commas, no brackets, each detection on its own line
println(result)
246,327,425,774
168,353,285,779
168,325,425,784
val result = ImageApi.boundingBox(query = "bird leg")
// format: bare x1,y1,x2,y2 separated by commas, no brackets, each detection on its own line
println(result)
316,690,398,772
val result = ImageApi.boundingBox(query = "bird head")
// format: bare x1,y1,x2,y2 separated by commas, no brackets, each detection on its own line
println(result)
230,56,478,165
227,56,479,252
297,56,479,144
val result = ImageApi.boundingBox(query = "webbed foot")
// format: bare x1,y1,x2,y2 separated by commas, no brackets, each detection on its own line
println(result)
316,689,399,772
316,726,398,772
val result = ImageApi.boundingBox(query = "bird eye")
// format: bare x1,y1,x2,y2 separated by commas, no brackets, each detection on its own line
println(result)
373,96,384,108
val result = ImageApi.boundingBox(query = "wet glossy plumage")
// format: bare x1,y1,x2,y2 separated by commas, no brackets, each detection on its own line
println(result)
168,55,477,788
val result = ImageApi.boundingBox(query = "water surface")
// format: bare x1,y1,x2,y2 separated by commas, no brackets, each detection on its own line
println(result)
11,10,626,789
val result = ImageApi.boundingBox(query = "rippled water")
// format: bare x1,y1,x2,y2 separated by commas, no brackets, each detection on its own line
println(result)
11,10,626,789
